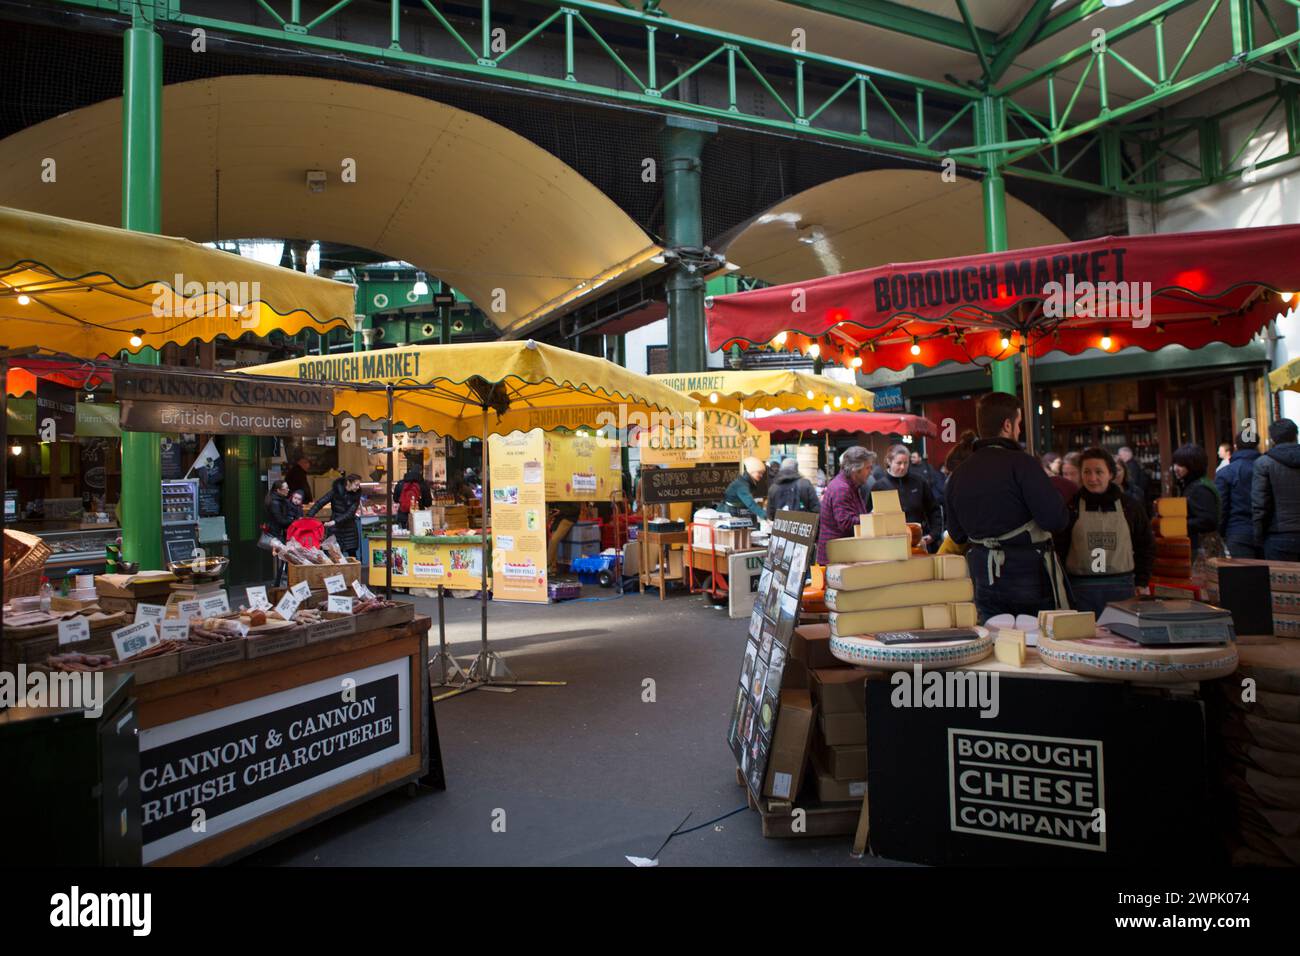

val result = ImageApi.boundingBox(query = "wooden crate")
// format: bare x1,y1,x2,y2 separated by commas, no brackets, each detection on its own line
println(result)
286,559,362,590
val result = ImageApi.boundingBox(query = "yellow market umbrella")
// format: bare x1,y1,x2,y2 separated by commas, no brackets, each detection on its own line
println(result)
240,340,698,689
650,369,874,413
0,205,355,355
1269,356,1300,393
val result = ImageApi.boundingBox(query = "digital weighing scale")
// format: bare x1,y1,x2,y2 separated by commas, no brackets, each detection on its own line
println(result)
1097,597,1235,646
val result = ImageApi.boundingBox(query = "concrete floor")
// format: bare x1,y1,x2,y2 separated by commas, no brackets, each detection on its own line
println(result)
241,583,898,867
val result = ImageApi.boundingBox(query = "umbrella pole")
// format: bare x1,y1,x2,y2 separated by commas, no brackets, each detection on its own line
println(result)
385,384,394,598
1020,347,1036,457
466,404,521,685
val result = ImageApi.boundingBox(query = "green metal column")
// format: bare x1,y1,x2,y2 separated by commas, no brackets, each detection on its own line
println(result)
120,16,163,570
978,95,1016,396
662,117,716,373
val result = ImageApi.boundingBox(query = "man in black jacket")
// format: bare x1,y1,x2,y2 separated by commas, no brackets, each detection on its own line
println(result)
871,444,942,551
1217,429,1261,558
308,474,364,557
766,459,819,517
1253,418,1300,561
945,392,1070,621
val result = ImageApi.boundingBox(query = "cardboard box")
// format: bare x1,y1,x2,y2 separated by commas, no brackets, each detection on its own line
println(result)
780,657,810,690
813,733,867,780
811,751,867,803
819,710,867,746
763,689,817,800
789,626,839,669
811,667,868,714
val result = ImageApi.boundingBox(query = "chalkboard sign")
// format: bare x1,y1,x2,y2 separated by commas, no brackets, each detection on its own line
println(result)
641,465,735,505
163,524,198,566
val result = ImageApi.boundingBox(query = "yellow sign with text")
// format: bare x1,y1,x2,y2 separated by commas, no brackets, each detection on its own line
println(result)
544,432,622,501
488,429,549,603
639,408,769,466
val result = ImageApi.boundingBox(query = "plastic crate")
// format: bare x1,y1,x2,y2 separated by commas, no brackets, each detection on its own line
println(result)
566,521,602,544
548,582,582,601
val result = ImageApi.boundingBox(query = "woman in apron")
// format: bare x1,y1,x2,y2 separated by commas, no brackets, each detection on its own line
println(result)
1057,447,1155,615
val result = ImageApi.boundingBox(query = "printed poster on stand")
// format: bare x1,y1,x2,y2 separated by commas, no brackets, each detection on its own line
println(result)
488,429,549,603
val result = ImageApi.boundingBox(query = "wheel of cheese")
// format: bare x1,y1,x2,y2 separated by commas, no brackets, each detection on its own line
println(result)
829,629,992,670
1037,634,1239,683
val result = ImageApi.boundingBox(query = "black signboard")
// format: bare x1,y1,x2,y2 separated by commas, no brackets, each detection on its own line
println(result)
641,465,734,505
116,369,334,411
163,524,199,566
120,401,332,437
726,510,818,799
35,379,76,439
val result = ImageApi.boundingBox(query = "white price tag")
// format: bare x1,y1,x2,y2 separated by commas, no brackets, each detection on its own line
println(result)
290,581,312,600
274,592,301,620
323,574,347,594
327,595,354,614
245,585,270,610
57,616,91,646
351,578,376,600
160,619,191,642
112,621,160,661
177,599,203,620
198,591,230,616
134,603,166,626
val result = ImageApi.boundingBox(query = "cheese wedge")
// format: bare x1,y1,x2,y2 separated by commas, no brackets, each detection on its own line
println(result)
993,630,1026,666
824,577,974,613
921,603,953,629
825,555,937,591
1042,610,1096,640
933,554,969,580
859,511,908,538
829,606,925,637
950,602,978,627
1157,517,1188,538
871,489,902,513
826,534,911,565
1156,497,1188,517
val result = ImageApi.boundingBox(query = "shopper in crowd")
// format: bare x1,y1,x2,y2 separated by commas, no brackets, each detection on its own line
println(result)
872,443,943,551
1056,447,1153,615
394,463,432,514
1060,451,1082,487
308,473,364,558
264,481,303,586
1217,442,1233,473
816,446,875,565
1216,429,1262,558
1114,461,1141,506
1253,418,1300,561
909,449,935,485
722,457,768,522
945,392,1070,621
285,454,313,502
856,450,880,510
1041,451,1061,476
1116,446,1148,508
1171,444,1221,555
935,432,977,556
766,458,819,517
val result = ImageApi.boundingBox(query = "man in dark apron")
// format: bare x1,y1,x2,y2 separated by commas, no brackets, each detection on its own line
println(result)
945,392,1071,622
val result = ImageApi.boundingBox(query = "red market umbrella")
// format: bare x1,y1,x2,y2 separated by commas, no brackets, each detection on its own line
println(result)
749,410,937,438
707,225,1300,371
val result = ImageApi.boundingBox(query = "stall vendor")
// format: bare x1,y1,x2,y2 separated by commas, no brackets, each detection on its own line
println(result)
870,443,942,551
945,392,1070,621
815,446,874,565
722,457,768,522
1055,446,1154,615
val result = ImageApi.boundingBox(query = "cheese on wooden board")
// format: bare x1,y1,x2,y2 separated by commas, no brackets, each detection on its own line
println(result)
858,511,908,538
871,489,902,513
1157,516,1188,538
824,577,974,613
950,602,977,627
829,606,925,637
921,603,953,629
1157,497,1188,517
1044,610,1096,640
993,630,1026,666
933,554,969,579
825,555,937,591
826,534,911,565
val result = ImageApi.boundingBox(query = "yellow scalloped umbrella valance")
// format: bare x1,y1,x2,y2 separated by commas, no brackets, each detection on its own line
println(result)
0,205,355,356
650,369,874,412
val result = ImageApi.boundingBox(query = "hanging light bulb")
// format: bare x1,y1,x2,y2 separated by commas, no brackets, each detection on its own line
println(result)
16,294,30,306
822,403,831,414
1000,335,1011,351
805,390,815,400
1100,331,1113,350
847,396,856,406
1052,398,1062,409
849,356,863,369
10,444,21,456
772,331,788,347
709,392,719,404
833,396,842,408
412,277,429,296
910,337,921,356
129,331,144,348
807,343,821,359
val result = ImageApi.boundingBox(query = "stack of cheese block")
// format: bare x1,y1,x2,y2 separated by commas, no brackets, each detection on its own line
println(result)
825,489,977,636
1152,497,1193,583
1215,642,1300,866
1205,558,1300,640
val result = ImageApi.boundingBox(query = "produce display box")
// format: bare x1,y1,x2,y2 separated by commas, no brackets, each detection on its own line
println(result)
285,559,362,590
178,640,247,674
1,612,127,666
245,628,307,659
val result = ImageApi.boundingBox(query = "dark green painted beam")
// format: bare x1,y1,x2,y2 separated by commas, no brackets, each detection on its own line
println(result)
988,0,1056,82
1027,0,1106,50
775,0,998,54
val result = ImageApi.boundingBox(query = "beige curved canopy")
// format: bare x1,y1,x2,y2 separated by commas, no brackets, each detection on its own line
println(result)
0,75,661,338
722,169,1068,286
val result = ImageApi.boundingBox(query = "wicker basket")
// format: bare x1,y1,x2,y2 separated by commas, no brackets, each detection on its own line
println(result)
3,529,51,603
